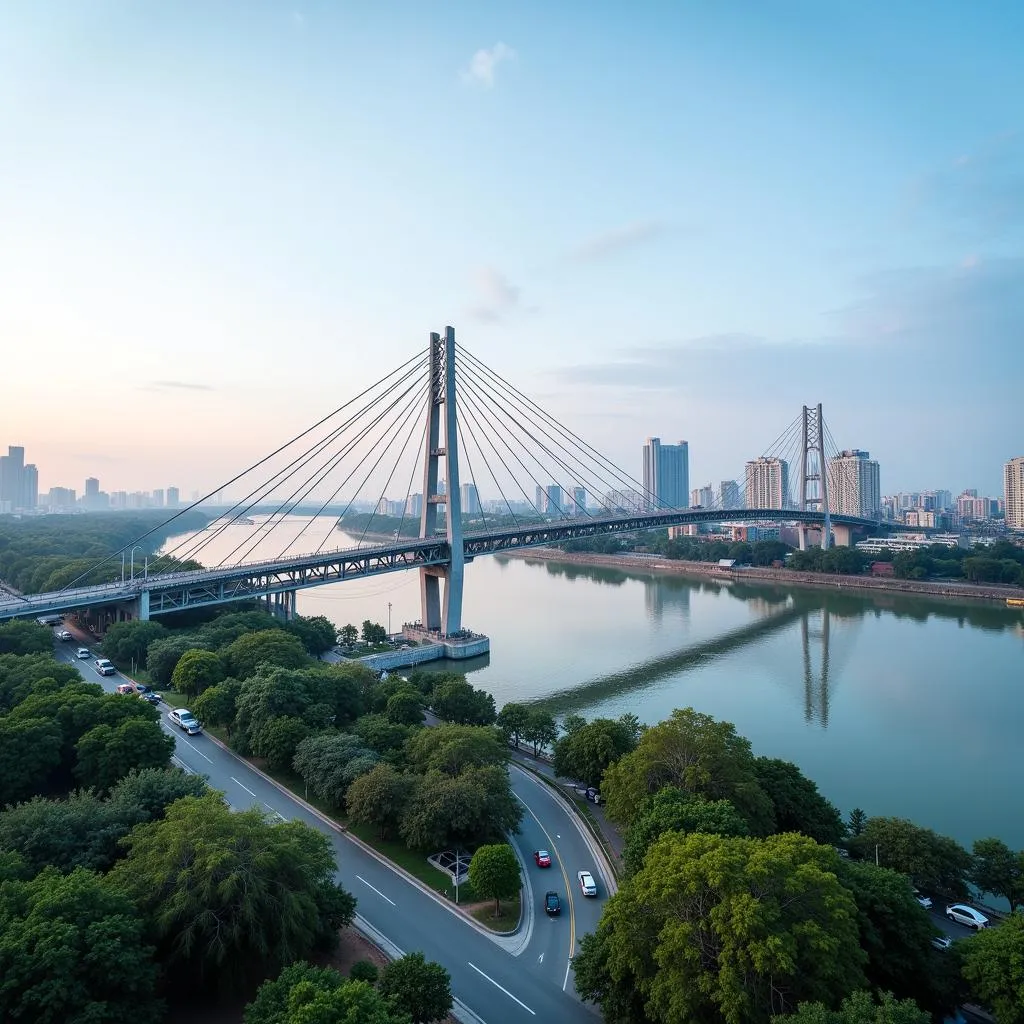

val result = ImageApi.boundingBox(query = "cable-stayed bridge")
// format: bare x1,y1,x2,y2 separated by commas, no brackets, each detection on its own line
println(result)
0,328,914,629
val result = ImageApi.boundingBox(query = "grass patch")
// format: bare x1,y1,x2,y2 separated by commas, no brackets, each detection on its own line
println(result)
469,892,521,933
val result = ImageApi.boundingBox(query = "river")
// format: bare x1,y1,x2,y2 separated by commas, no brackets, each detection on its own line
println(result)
160,515,1024,851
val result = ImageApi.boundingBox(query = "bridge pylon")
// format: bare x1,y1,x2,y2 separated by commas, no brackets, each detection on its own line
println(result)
798,403,832,551
801,607,832,727
418,327,464,636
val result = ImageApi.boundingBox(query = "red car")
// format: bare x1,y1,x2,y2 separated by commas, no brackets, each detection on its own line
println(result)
533,850,552,868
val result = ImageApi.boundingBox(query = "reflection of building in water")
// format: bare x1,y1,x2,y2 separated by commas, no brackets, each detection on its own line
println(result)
643,577,692,620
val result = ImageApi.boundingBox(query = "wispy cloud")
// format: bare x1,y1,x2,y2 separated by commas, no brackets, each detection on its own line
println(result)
468,266,522,323
461,43,517,88
143,380,215,393
571,220,667,262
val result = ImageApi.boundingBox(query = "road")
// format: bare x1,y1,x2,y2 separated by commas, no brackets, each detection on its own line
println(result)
52,639,605,1023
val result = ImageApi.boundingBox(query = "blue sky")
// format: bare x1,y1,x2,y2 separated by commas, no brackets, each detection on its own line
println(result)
1,1,1021,499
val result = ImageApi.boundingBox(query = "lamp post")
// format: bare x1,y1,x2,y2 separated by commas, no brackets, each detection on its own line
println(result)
129,546,144,581
388,602,392,638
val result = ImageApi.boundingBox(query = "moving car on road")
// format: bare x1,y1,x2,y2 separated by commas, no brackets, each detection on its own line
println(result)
76,647,90,659
94,658,115,675
56,630,72,641
578,870,597,897
914,890,932,909
945,904,988,930
169,708,202,735
544,891,561,916
534,850,552,868
139,691,162,706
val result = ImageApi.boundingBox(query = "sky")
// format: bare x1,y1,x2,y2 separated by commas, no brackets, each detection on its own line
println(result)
1,0,1022,502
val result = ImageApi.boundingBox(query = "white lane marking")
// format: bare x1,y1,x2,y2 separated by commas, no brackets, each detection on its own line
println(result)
538,952,544,964
467,963,535,1016
563,959,572,992
173,733,213,762
356,875,397,907
231,776,257,798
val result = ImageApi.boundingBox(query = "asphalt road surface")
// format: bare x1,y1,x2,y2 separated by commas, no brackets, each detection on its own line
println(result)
54,639,602,1023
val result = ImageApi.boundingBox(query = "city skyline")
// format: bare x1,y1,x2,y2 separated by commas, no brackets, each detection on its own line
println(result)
2,3,1021,495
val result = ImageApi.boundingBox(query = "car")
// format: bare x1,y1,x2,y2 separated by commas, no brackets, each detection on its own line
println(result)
578,870,597,897
914,890,933,909
56,630,72,641
931,935,953,951
116,683,137,695
169,708,202,735
94,658,115,675
544,891,561,915
585,787,603,805
945,904,989,930
77,647,90,659
139,692,162,706
534,850,552,868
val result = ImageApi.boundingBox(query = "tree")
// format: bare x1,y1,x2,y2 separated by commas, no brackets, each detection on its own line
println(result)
468,843,521,917
350,960,379,984
772,990,930,1023
0,716,62,805
145,634,210,687
430,677,497,726
573,831,866,1024
74,716,175,793
346,763,417,839
107,793,355,994
971,837,1024,912
100,619,168,669
553,716,637,788
192,678,243,737
285,614,338,656
0,652,81,711
0,866,161,1024
405,723,507,776
225,629,309,680
107,765,210,821
170,648,225,697
252,715,311,772
293,732,380,808
623,787,749,874
601,706,775,835
338,623,359,647
0,619,52,656
496,702,530,748
361,620,388,644
378,951,453,1023
960,913,1024,1024
848,807,867,837
355,713,415,755
522,708,558,756
753,757,845,845
850,817,971,899
386,688,425,726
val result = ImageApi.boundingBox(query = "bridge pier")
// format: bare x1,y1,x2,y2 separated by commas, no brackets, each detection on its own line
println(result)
831,524,852,547
135,590,150,622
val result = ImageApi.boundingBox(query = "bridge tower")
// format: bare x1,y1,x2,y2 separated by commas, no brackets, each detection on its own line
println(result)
418,327,464,636
801,607,832,727
797,403,832,551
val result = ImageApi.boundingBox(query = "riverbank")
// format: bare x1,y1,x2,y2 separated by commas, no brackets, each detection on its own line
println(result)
507,548,1024,605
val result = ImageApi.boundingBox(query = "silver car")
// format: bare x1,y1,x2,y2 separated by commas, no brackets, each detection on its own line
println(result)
577,870,598,897
169,708,202,735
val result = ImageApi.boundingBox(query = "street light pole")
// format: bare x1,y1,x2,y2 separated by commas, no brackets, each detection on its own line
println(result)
388,602,392,637
129,546,144,580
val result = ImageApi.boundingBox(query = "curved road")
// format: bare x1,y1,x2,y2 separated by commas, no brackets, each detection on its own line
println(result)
53,640,606,1023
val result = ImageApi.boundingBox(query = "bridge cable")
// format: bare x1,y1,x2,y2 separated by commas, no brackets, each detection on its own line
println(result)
391,393,432,547
455,409,489,534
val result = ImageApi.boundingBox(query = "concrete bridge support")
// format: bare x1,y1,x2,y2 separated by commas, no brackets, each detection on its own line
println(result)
831,524,852,547
268,590,297,621
135,590,150,621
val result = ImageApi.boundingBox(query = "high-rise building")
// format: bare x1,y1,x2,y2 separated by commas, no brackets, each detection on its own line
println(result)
406,493,423,517
0,446,25,509
690,483,714,508
167,487,180,508
572,486,586,514
152,489,165,508
460,483,480,515
720,480,741,509
541,484,564,515
1004,457,1024,530
827,450,881,518
22,464,38,510
744,457,789,510
642,438,689,509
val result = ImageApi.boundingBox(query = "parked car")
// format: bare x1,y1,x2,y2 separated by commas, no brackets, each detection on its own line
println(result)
577,870,597,897
139,692,162,706
945,904,989,930
76,647,91,659
544,891,561,916
914,890,933,909
534,850,552,868
931,935,953,951
169,708,202,735
585,787,603,805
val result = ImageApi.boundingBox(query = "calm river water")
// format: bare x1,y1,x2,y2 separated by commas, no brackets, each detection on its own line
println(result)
161,515,1024,851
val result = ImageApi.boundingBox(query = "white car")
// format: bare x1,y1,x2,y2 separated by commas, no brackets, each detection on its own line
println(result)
945,904,989,930
76,648,90,659
577,870,598,897
169,708,202,735
914,890,932,909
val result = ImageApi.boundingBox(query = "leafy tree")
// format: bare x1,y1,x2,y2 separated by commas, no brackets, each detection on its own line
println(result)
107,792,356,994
0,715,62,805
971,836,1024,912
192,678,243,737
386,688,425,726
100,619,168,669
294,732,380,808
346,763,418,839
107,765,210,820
285,614,338,656
496,701,530,748
848,807,867,837
754,757,845,845
0,651,81,711
601,706,775,835
252,715,311,772
522,708,558,756
145,634,211,687
350,960,379,984
574,831,866,1024
960,913,1024,1024
170,648,225,697
378,951,453,1023
74,716,175,793
355,713,415,756
361,620,388,644
430,677,497,726
338,623,359,647
553,715,637,788
0,619,52,656
623,787,749,874
0,866,161,1024
850,817,971,899
225,629,309,680
244,962,346,1024
405,722,507,776
468,843,521,916
561,713,587,736
772,990,930,1023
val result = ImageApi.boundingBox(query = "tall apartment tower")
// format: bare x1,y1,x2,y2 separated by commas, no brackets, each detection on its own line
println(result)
167,487,180,508
720,480,741,509
572,486,586,514
827,450,881,518
642,438,689,509
1005,456,1024,530
744,457,789,509
22,465,38,510
460,482,480,515
0,445,25,508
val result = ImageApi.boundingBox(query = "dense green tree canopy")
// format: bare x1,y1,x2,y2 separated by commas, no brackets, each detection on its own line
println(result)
74,716,175,793
552,715,638,788
522,707,558,756
145,634,211,687
0,866,161,1024
170,647,225,696
0,619,52,656
468,843,521,915
574,831,866,1024
959,913,1024,1024
971,836,1024,912
405,723,507,776
378,951,453,1023
0,651,81,711
430,676,497,726
252,715,312,772
772,990,930,1023
285,614,339,656
346,763,418,839
294,732,381,808
100,619,168,669
753,756,845,845
191,678,243,736
225,628,310,679
496,701,530,748
385,688,425,726
0,715,62,805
